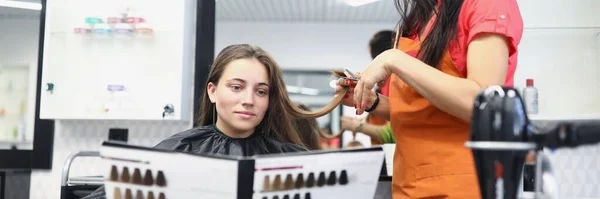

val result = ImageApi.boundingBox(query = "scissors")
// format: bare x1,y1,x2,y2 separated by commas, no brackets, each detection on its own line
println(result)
342,68,360,81
341,68,387,84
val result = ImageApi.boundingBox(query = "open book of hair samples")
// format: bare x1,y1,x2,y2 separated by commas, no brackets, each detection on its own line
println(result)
100,141,384,199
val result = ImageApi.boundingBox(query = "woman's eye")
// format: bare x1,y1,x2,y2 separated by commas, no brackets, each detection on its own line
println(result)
256,90,267,96
231,85,242,91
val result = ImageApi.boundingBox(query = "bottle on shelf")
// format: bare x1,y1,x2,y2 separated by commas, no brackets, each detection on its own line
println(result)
523,79,538,114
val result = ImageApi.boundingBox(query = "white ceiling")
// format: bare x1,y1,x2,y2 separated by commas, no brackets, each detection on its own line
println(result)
216,0,400,22
2,0,400,22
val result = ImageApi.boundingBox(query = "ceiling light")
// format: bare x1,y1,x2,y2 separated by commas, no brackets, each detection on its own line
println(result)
343,0,380,7
0,0,42,10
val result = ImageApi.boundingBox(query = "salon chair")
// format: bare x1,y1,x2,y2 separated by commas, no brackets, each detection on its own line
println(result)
60,151,104,199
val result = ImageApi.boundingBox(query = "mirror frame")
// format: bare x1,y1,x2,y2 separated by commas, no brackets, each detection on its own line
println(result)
0,0,55,169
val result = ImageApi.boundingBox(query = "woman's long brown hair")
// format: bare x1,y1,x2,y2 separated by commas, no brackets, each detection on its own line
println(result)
198,44,351,146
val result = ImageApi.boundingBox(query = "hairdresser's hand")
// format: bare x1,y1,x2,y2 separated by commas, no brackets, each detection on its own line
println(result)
354,50,395,114
334,71,360,108
335,73,378,114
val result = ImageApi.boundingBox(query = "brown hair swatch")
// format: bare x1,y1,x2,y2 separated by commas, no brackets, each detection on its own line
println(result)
158,193,166,199
135,190,144,199
147,191,155,199
121,167,130,183
272,174,282,191
110,166,119,181
284,174,294,190
263,175,271,191
124,189,132,199
132,168,142,185
143,169,154,186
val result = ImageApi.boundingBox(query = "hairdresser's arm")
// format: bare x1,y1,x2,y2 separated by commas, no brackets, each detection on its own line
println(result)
385,33,509,121
365,91,390,121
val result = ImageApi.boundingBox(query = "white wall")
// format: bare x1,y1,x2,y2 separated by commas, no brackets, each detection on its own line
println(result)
16,1,600,199
215,21,393,71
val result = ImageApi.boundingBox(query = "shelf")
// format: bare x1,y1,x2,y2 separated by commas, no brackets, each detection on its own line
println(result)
0,140,32,145
528,114,600,121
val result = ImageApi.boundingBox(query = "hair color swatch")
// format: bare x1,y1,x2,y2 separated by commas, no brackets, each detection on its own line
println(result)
272,175,282,191
121,167,131,183
132,169,142,185
111,165,119,181
263,175,271,191
316,172,326,187
327,171,337,185
156,171,167,187
114,188,122,199
294,173,304,189
124,189,133,199
306,173,315,188
143,169,154,186
339,170,348,185
135,190,144,199
147,191,155,199
284,174,294,190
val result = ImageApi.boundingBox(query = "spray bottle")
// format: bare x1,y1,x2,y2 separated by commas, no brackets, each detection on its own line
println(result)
523,79,538,114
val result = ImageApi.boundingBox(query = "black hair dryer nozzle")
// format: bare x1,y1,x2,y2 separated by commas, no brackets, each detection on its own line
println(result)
467,86,534,199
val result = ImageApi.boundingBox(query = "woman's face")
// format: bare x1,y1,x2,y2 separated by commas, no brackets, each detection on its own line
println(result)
207,58,270,137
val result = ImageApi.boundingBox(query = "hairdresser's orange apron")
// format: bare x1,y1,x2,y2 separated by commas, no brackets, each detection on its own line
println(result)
367,112,388,145
389,37,481,199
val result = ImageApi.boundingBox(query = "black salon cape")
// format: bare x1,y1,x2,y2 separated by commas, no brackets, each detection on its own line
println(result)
82,125,306,199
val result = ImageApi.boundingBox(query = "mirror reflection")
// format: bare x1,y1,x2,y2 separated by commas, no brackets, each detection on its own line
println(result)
215,0,398,149
0,3,41,150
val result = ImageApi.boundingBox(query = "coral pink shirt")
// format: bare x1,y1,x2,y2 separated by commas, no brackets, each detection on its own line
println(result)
420,0,524,86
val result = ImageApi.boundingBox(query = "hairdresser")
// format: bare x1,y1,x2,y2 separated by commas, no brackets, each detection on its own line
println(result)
336,0,523,198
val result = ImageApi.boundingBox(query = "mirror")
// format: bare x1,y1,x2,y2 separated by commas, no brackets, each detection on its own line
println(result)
215,0,398,148
0,1,42,150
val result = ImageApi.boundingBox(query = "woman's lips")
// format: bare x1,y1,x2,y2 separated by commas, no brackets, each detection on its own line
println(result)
235,111,255,119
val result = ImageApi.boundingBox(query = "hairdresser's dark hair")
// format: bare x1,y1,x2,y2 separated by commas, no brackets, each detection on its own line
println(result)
395,0,465,67
369,30,396,59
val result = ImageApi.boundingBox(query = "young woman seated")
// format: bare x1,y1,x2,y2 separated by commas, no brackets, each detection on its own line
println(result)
82,44,318,199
